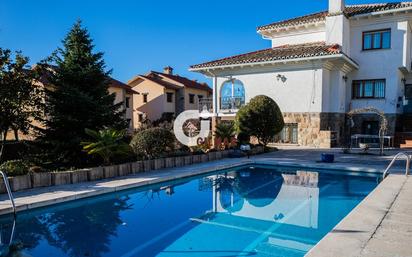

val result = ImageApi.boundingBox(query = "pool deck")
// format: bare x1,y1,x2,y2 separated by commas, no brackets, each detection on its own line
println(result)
0,148,410,256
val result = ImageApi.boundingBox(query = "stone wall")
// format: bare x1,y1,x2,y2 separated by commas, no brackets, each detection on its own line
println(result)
281,112,402,148
282,112,346,148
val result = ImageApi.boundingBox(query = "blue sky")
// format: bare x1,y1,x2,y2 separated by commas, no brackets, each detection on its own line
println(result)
0,0,399,84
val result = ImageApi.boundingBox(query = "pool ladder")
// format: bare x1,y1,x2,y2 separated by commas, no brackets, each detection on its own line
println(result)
0,171,16,216
382,152,411,179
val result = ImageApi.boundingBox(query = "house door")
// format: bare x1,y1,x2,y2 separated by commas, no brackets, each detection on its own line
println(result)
362,121,379,135
404,85,412,113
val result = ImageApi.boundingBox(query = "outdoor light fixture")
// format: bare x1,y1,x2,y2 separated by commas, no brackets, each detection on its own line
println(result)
402,78,407,84
276,74,287,83
342,75,348,82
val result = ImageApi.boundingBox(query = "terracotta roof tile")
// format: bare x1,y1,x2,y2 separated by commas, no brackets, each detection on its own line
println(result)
190,42,349,69
152,71,212,92
258,2,412,31
109,78,139,94
142,75,182,90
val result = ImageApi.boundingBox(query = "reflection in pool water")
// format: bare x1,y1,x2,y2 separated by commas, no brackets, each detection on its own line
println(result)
0,165,379,257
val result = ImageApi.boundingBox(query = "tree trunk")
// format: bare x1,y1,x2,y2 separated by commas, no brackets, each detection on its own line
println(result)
0,130,8,163
13,129,19,141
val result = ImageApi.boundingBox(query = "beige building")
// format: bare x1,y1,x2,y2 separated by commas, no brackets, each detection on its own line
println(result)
107,78,139,132
5,70,138,141
128,66,212,128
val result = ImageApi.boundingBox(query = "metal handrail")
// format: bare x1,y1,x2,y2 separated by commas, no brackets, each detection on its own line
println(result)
382,152,411,179
0,171,16,216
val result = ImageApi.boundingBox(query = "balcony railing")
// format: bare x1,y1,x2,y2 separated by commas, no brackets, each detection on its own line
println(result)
220,96,245,111
199,98,213,113
198,96,246,114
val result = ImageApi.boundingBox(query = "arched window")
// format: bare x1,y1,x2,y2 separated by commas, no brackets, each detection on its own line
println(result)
220,79,245,110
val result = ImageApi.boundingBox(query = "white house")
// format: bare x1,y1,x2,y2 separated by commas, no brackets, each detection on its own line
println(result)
190,0,412,148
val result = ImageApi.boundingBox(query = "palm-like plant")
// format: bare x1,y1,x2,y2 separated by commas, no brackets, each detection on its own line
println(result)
81,128,131,165
214,123,236,150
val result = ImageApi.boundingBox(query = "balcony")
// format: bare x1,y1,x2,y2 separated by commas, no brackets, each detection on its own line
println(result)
220,96,245,111
198,96,246,115
199,98,213,113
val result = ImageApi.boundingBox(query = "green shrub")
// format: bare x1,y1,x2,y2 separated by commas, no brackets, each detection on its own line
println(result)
0,160,29,176
237,132,251,145
81,128,132,165
130,128,175,160
235,95,284,146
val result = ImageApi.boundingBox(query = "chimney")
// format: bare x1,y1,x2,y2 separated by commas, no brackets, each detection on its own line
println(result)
163,66,173,75
329,0,345,14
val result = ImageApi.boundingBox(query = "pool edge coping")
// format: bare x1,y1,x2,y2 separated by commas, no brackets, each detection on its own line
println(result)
304,173,407,257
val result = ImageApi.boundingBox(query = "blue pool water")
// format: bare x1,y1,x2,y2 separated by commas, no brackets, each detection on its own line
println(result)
0,165,379,257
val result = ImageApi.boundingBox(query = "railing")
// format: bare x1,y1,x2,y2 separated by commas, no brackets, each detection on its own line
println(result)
0,171,16,216
198,98,213,113
382,152,411,179
220,96,245,110
0,217,15,247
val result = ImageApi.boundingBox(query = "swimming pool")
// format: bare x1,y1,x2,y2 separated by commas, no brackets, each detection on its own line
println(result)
0,164,379,257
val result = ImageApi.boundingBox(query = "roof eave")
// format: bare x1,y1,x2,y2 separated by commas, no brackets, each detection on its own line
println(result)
190,53,359,73
350,6,412,19
257,20,326,34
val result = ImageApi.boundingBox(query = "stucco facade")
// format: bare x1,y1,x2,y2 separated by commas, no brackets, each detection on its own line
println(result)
191,0,412,148
128,67,212,128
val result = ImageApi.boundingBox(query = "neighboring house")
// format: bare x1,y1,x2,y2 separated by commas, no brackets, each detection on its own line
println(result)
5,68,138,141
190,0,412,148
107,78,139,132
128,66,212,128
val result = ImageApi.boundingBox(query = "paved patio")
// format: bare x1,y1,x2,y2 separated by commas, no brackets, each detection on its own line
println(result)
0,147,410,256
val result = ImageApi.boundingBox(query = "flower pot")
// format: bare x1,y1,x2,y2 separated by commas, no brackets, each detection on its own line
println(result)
10,175,31,191
103,165,119,179
51,171,72,186
31,172,52,188
70,169,89,183
118,163,132,176
88,167,104,181
131,161,143,173
154,159,165,170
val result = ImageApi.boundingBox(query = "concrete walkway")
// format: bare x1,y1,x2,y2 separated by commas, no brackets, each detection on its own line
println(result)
261,147,410,174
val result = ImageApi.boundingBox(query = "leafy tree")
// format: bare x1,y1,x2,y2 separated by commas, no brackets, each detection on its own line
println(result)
81,128,131,165
130,128,175,159
40,20,127,166
0,48,43,161
235,95,284,146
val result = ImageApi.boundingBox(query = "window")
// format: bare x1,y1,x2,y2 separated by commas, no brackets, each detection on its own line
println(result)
189,94,195,104
363,29,391,50
220,79,245,110
198,95,204,100
127,119,131,127
125,97,130,108
273,123,298,144
166,92,173,103
138,114,143,122
352,79,386,99
143,94,148,103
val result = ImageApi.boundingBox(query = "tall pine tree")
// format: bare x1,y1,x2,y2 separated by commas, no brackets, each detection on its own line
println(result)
41,20,126,167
